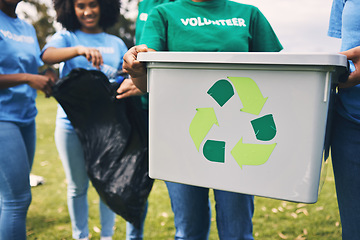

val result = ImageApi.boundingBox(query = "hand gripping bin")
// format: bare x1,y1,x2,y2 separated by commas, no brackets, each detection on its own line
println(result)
138,52,348,203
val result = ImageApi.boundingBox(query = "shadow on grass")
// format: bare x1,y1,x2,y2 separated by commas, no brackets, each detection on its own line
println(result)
27,214,72,239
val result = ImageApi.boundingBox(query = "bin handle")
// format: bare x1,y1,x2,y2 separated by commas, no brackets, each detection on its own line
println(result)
323,71,330,103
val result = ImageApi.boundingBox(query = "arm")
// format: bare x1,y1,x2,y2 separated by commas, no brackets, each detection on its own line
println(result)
0,73,55,97
42,46,103,68
121,44,154,93
339,46,360,88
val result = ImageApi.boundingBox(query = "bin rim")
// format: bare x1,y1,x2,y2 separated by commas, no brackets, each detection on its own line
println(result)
137,52,347,67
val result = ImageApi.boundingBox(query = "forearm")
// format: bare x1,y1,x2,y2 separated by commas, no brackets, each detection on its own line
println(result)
122,45,152,92
0,72,55,96
41,47,81,64
0,73,32,89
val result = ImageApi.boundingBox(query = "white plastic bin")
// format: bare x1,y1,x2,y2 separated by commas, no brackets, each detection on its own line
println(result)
138,52,347,203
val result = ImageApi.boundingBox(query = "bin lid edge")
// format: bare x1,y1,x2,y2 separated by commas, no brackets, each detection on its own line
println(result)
137,52,347,67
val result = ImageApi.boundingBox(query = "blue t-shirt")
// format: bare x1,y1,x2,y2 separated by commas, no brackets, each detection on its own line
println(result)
0,10,42,124
42,30,128,129
328,0,360,124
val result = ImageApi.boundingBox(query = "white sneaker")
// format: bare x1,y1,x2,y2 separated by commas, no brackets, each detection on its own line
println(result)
100,237,112,240
29,174,44,187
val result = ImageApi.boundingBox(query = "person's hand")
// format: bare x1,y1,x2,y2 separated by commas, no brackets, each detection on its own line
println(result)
122,44,151,92
116,78,145,99
77,46,103,69
27,74,55,98
43,67,59,83
339,46,360,88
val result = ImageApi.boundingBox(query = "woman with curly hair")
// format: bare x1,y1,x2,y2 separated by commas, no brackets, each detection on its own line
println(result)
41,0,145,239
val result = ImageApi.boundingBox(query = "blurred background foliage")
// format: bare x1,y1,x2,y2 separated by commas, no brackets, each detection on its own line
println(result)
19,0,137,49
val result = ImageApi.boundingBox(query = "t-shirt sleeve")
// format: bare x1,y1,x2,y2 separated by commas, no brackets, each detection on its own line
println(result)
135,0,148,44
117,38,128,70
328,0,343,38
139,8,168,51
249,8,283,52
30,25,43,68
41,31,70,57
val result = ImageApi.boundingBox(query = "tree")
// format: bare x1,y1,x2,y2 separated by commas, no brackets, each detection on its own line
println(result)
107,0,138,48
20,0,56,49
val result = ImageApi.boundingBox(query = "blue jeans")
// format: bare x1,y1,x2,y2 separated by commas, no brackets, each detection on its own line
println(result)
0,121,36,240
331,112,360,240
165,182,254,240
55,127,145,239
126,201,147,240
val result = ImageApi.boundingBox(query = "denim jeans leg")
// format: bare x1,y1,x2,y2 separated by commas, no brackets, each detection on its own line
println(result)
331,112,360,240
125,201,148,240
165,181,211,240
55,127,89,239
214,190,254,240
100,198,115,237
20,121,36,169
0,121,34,240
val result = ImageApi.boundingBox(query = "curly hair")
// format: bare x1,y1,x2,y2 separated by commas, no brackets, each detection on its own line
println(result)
53,0,120,31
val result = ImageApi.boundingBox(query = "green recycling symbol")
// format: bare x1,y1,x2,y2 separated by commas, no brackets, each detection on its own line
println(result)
189,77,277,169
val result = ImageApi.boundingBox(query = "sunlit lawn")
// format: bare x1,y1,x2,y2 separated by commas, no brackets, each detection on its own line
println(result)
27,94,341,239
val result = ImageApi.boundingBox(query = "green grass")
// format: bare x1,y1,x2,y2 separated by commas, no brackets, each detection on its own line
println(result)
28,94,341,239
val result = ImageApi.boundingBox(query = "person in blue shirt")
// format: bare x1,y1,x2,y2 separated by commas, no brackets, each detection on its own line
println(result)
328,0,360,239
41,0,144,239
0,0,55,239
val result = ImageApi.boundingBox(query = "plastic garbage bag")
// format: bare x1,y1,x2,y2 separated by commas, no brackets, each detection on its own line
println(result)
52,68,153,228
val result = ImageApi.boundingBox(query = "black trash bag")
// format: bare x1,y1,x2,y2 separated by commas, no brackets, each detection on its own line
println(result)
52,68,153,228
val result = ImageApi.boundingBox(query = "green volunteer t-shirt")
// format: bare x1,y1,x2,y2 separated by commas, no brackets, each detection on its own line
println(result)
136,0,177,44
139,0,283,52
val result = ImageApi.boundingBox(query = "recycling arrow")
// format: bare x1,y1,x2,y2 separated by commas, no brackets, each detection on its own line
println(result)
207,79,234,107
231,138,276,169
228,76,268,115
251,114,277,141
203,140,225,163
189,76,277,169
189,108,219,151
